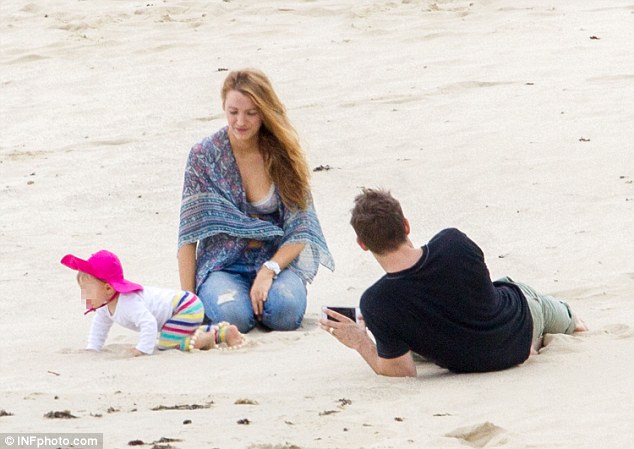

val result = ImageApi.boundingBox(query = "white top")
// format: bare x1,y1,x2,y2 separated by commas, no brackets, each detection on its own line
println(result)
86,286,177,354
247,183,278,215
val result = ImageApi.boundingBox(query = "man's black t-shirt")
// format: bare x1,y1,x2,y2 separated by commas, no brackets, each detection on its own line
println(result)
360,228,533,373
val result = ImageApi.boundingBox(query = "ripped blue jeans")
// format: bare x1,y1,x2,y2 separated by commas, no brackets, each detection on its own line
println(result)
197,262,307,333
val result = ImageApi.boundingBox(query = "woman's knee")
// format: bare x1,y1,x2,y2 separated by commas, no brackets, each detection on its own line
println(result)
220,307,256,333
197,272,255,332
261,306,304,331
206,295,255,332
262,274,307,330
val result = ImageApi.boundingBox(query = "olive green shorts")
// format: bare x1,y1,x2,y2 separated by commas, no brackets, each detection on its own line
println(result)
497,276,576,347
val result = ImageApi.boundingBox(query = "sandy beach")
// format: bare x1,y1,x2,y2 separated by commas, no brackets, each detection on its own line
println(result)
1,1,633,448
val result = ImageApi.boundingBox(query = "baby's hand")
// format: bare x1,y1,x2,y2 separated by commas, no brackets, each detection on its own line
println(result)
128,348,145,357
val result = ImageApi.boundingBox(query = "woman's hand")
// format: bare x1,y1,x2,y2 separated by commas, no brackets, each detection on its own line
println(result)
248,243,304,321
250,268,275,320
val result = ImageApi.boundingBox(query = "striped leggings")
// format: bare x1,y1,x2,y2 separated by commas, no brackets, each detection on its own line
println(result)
157,291,204,351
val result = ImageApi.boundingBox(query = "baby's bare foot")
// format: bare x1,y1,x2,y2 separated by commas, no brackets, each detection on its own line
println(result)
192,331,215,350
223,325,244,348
213,322,245,349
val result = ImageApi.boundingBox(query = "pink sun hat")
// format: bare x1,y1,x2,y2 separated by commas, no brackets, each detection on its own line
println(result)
60,250,143,293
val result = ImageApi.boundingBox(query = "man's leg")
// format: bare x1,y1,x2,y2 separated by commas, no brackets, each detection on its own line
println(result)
502,277,587,351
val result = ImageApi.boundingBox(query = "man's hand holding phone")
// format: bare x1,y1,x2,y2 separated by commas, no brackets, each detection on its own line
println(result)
321,306,359,323
320,306,368,350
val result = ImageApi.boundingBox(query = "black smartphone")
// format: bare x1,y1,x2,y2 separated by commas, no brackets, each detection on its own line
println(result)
322,306,359,323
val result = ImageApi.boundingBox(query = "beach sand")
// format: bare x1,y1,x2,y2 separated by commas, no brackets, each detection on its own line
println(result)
1,1,633,448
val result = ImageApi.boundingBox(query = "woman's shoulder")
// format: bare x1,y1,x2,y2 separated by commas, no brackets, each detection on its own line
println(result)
191,127,230,157
203,126,229,148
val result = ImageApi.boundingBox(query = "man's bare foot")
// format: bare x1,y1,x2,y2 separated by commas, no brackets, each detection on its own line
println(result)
530,345,539,356
573,314,588,332
530,336,544,355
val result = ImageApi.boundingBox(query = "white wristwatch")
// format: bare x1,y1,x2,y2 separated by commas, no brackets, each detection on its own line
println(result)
263,260,281,277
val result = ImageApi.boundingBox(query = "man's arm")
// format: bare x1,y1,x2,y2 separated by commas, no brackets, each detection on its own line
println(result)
320,309,416,378
354,333,417,377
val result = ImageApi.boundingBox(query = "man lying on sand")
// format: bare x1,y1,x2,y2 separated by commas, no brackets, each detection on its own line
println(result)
321,188,587,377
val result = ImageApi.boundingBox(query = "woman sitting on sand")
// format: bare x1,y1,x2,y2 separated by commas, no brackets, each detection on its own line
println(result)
177,68,334,334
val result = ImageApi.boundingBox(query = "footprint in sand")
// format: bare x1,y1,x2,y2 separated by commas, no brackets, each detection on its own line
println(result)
597,323,634,339
58,345,130,358
7,54,50,64
445,421,508,448
246,445,302,449
57,347,86,354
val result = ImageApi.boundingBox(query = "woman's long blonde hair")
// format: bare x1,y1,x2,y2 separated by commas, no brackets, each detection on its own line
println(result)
221,69,310,210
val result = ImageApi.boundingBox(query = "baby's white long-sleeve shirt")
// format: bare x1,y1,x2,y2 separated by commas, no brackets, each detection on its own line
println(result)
86,287,176,354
